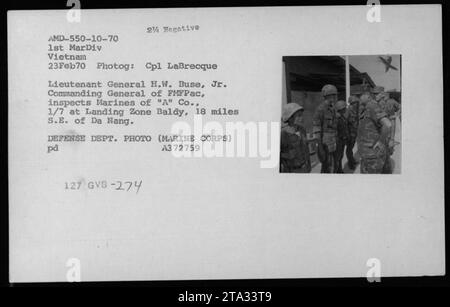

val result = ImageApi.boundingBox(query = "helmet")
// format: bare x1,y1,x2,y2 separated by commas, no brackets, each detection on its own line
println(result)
282,103,304,122
321,84,338,97
335,100,347,111
371,86,385,94
360,93,372,104
348,95,359,104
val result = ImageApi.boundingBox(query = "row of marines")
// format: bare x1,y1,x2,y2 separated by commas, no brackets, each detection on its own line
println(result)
280,85,400,174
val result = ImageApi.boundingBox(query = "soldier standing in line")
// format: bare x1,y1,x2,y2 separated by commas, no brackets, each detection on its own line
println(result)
382,92,400,135
334,100,348,173
313,84,339,173
346,95,360,170
280,103,311,173
372,86,386,108
383,92,400,118
374,89,400,174
357,93,393,174
382,92,400,173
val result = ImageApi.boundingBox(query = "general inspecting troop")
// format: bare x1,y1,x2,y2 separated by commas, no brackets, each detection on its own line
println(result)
280,84,400,174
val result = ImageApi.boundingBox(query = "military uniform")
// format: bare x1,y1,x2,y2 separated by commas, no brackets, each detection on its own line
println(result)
313,101,338,173
346,99,359,169
357,100,390,174
386,99,399,117
335,109,348,173
378,98,387,112
280,124,311,173
384,98,399,173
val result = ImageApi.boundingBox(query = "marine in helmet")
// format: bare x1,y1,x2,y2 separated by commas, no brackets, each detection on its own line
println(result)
312,84,339,173
382,92,400,173
383,92,400,118
371,87,399,174
372,86,385,99
346,95,360,170
280,103,311,173
372,86,388,111
334,100,348,173
357,93,393,174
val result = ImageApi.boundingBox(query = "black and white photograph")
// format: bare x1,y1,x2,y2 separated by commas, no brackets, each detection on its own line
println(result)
281,55,402,174
2,1,447,293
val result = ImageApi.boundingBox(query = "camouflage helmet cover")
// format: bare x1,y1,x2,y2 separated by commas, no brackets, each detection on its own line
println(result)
335,100,347,111
282,103,304,122
348,95,360,104
321,84,338,97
